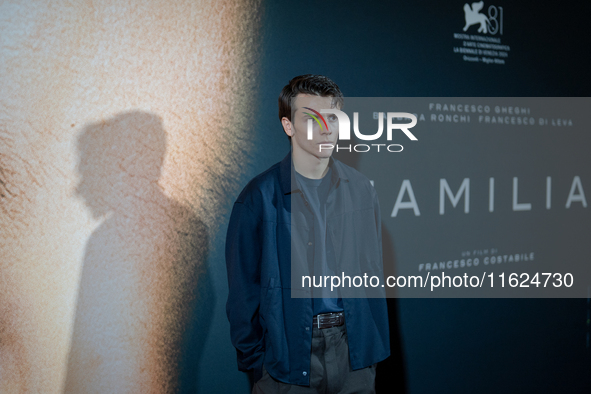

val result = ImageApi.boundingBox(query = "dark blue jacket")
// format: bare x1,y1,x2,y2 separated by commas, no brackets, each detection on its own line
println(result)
225,151,390,386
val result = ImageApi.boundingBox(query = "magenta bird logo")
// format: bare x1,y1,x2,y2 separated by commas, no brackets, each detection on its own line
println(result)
303,107,328,131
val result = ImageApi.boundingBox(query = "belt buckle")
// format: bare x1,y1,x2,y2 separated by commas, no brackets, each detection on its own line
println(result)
315,312,342,329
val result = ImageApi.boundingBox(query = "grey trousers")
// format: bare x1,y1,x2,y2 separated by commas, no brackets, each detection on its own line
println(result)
252,324,376,394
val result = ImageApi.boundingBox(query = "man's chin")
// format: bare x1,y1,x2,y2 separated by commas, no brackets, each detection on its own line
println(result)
314,151,334,160
315,144,335,157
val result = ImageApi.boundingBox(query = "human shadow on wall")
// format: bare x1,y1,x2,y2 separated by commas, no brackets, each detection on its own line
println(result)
65,111,213,393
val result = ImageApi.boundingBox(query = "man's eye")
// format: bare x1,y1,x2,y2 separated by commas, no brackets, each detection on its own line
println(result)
328,115,338,121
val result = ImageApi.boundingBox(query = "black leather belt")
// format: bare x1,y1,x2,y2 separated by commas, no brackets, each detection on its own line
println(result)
312,312,344,329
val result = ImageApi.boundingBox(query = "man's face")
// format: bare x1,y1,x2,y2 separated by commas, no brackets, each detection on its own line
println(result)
289,94,339,160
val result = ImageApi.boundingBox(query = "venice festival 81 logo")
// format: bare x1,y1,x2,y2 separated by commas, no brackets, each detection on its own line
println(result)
453,1,510,65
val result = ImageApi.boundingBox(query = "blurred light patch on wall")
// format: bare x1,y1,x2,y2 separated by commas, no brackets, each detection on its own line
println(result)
0,0,261,392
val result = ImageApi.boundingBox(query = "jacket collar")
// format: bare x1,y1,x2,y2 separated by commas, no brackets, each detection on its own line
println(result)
279,149,347,195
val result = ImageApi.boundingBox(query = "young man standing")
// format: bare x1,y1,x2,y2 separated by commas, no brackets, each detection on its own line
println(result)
226,75,389,393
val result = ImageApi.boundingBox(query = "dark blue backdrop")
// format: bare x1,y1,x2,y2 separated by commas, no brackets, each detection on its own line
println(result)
198,1,591,392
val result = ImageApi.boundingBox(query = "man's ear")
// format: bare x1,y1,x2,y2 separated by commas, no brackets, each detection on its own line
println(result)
281,117,293,138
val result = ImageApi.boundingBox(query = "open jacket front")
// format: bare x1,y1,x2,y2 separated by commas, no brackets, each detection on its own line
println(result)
226,151,390,386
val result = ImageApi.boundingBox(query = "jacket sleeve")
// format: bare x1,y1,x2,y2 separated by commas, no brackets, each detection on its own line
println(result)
225,201,265,381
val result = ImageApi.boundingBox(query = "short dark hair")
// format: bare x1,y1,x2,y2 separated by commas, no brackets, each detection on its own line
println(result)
278,75,344,142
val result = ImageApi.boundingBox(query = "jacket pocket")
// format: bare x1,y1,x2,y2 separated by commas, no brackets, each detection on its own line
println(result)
328,208,381,274
260,277,274,317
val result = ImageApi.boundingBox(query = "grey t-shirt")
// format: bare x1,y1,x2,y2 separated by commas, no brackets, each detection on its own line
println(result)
295,167,343,315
